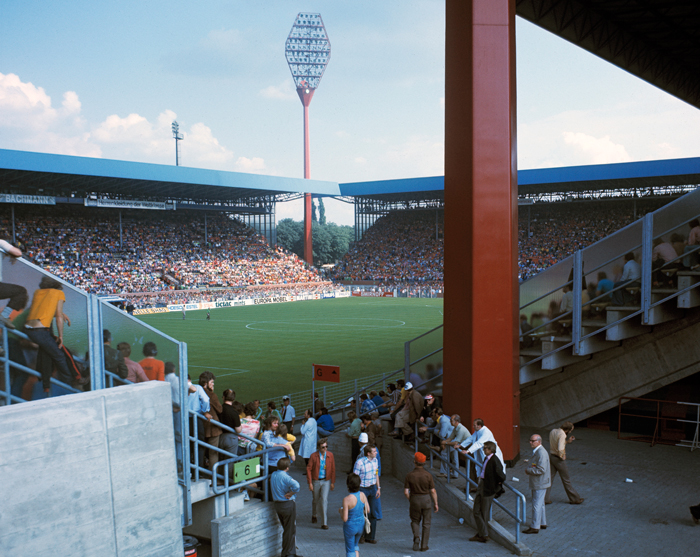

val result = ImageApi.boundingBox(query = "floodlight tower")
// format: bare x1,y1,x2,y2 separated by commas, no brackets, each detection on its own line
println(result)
171,120,183,166
285,12,331,266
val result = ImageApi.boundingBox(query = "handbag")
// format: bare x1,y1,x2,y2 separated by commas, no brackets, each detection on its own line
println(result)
363,498,372,534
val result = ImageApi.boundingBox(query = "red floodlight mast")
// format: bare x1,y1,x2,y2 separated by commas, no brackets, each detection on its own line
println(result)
285,13,331,266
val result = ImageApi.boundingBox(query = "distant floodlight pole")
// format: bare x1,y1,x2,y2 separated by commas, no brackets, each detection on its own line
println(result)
171,121,184,166
286,12,331,266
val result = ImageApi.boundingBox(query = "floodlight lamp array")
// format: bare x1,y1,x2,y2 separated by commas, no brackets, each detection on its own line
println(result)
285,12,331,90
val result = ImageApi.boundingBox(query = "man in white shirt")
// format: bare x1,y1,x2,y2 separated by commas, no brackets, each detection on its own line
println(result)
282,395,296,433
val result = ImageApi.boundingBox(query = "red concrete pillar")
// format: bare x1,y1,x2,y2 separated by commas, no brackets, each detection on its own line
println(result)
300,91,314,266
443,0,520,462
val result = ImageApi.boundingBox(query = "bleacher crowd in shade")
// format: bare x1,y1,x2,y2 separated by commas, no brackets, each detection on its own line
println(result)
1,207,323,297
332,211,444,283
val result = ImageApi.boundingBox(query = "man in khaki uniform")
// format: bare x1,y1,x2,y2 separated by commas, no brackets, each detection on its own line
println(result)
404,452,438,551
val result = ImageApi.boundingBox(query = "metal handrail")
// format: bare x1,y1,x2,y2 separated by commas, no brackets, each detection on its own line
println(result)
617,396,700,451
1,327,83,404
424,440,527,544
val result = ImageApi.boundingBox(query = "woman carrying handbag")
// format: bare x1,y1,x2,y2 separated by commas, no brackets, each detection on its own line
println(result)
340,473,371,557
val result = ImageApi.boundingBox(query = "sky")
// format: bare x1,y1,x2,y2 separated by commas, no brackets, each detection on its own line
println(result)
2,1,700,226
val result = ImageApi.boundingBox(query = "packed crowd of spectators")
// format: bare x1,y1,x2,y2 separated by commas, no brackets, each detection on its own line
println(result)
0,199,679,299
517,200,667,281
1,206,323,297
332,211,444,283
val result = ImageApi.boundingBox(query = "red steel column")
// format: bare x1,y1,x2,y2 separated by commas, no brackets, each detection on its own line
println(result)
443,0,520,462
299,89,315,266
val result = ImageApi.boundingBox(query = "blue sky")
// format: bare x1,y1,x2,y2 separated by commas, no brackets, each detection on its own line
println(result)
2,1,700,225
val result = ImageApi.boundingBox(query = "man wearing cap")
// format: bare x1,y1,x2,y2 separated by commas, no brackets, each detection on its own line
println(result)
404,452,439,551
470,441,505,543
282,396,296,433
395,382,424,440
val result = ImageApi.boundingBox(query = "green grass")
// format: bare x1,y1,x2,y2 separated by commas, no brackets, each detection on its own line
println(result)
139,297,443,403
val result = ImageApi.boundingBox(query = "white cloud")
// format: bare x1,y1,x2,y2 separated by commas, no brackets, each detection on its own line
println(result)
234,156,265,172
0,72,266,172
562,132,632,165
354,157,367,164
259,79,297,101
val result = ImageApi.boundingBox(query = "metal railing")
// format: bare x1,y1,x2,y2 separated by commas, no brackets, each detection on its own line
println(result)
618,396,700,451
520,189,700,372
425,441,527,543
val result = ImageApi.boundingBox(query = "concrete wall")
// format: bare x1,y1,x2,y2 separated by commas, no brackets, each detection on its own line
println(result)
521,307,700,429
212,501,282,557
0,382,183,556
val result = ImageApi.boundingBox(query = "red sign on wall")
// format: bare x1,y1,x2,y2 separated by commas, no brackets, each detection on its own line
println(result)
313,364,340,383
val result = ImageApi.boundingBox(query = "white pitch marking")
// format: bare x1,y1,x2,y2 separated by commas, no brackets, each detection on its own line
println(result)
188,365,250,372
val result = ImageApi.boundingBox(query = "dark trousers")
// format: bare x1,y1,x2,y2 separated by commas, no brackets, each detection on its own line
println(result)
360,484,380,541
351,438,360,463
473,481,495,538
25,327,74,389
545,453,581,503
409,494,433,548
0,282,28,311
274,500,297,557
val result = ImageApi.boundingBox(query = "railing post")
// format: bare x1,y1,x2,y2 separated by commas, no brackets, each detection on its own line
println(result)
641,213,653,325
88,294,105,391
404,339,411,382
572,250,582,355
180,341,192,527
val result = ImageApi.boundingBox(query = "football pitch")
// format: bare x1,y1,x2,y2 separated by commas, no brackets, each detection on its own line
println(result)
139,297,443,404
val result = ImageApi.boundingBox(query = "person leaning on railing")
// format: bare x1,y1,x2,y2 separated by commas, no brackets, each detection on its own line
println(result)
0,239,28,329
24,276,78,391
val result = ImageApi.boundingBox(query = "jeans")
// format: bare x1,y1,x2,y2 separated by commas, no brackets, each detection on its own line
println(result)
24,327,75,390
360,483,381,540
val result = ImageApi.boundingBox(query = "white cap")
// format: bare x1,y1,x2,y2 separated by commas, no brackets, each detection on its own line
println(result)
359,433,369,443
405,382,413,390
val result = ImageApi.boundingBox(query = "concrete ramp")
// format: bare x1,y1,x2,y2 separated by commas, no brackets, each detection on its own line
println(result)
521,307,700,428
0,382,183,557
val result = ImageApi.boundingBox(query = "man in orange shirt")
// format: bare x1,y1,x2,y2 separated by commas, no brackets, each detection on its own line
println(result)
139,341,164,381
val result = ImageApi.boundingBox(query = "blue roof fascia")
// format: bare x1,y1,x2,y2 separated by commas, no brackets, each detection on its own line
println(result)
339,176,444,196
518,157,700,186
0,149,340,196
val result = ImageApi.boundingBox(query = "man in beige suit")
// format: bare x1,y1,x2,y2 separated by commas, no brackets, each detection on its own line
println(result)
523,434,551,534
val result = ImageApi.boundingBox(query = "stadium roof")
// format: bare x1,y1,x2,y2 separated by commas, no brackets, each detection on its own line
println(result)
0,149,340,203
517,0,700,110
339,157,700,201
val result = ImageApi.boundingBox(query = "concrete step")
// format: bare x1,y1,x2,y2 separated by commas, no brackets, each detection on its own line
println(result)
678,275,700,308
541,340,585,369
605,307,650,341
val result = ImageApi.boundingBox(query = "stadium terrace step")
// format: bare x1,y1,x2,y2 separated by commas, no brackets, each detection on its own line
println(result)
541,339,585,369
678,272,700,308
604,307,651,341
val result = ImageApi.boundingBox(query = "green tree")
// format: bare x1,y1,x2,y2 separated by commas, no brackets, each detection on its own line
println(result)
318,198,326,225
276,218,304,257
311,199,318,222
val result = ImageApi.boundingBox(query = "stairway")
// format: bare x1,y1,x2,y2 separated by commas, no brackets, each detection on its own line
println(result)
518,188,700,428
